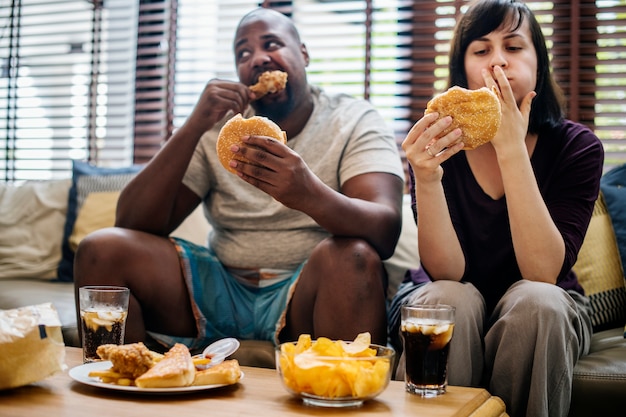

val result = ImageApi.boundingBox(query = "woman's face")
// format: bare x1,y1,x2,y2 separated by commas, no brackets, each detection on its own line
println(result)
464,18,537,106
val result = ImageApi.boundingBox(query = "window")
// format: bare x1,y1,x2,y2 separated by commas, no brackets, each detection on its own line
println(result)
0,0,137,181
408,0,626,172
2,0,625,181
173,0,626,174
173,0,413,143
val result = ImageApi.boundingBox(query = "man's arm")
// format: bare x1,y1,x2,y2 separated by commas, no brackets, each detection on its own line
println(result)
230,134,404,260
115,79,253,235
309,171,404,260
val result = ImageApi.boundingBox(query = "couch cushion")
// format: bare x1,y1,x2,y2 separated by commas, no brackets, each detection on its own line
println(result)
383,194,420,300
68,191,120,251
601,164,626,281
57,161,144,282
0,179,71,280
570,327,626,417
69,187,210,250
573,192,626,331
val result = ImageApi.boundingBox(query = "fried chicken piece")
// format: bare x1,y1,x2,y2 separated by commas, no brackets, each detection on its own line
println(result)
249,70,287,98
96,342,158,379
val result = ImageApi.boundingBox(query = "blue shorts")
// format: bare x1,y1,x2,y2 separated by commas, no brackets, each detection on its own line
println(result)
147,238,304,351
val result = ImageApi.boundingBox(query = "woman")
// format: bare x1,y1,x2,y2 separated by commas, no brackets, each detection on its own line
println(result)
389,1,604,416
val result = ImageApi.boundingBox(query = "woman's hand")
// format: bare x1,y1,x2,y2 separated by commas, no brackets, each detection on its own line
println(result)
482,66,535,154
402,112,463,184
402,112,466,281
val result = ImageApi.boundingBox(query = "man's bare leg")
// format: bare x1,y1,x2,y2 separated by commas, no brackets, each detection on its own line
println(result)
281,237,388,345
73,227,197,344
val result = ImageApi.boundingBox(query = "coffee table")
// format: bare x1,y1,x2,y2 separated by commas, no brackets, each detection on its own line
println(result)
0,347,508,417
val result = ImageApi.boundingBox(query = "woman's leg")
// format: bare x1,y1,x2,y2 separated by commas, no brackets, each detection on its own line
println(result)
485,280,591,417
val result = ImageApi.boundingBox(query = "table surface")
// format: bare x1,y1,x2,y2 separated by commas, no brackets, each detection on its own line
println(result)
0,347,507,417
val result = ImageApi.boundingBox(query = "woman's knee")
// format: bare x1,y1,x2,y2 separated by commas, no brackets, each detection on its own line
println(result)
409,281,484,309
498,280,574,317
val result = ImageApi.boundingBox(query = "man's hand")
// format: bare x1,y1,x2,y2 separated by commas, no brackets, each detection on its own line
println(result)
227,134,323,210
187,79,254,134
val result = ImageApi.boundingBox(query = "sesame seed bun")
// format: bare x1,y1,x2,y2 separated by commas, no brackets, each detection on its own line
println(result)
425,86,502,150
216,113,287,174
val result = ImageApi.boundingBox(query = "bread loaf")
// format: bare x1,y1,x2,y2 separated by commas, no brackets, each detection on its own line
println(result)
135,343,195,388
192,359,242,386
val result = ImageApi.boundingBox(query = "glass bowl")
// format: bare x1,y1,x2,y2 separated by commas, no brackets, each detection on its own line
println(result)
275,341,395,408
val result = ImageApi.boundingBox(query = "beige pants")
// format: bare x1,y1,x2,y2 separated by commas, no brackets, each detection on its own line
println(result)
394,280,593,417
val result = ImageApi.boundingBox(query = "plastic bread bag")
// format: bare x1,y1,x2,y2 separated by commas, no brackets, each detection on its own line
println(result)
0,302,66,390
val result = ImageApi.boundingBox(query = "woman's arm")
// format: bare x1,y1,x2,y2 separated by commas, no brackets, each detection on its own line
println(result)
487,66,563,283
402,113,466,281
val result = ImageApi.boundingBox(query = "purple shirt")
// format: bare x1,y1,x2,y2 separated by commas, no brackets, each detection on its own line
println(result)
407,120,604,312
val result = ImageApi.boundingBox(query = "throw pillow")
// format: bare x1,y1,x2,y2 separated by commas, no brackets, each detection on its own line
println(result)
600,163,626,274
57,161,143,282
68,191,120,252
573,192,626,331
0,179,71,280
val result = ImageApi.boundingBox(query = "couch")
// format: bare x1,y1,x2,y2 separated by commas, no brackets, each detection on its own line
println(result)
1,162,625,416
0,161,420,359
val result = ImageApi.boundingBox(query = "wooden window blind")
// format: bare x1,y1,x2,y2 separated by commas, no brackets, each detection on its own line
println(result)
173,0,413,154
0,0,137,181
2,1,625,181
408,0,626,172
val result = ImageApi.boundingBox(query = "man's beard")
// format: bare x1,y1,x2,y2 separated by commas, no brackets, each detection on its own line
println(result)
252,89,294,123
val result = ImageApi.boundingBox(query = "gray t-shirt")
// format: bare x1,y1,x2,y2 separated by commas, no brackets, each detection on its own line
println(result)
183,86,404,270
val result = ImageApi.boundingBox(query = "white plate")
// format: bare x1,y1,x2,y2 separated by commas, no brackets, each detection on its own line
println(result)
69,361,243,394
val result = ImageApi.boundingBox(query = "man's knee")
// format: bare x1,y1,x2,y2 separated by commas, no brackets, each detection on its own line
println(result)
74,227,145,283
305,237,386,297
76,227,126,262
311,237,382,272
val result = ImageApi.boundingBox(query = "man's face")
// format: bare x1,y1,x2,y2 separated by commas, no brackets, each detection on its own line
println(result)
234,14,309,120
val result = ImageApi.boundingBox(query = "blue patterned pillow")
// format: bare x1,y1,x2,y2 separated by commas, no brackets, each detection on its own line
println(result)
601,164,626,274
56,161,143,282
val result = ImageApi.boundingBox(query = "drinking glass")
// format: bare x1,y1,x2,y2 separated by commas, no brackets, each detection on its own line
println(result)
79,286,130,363
401,304,455,397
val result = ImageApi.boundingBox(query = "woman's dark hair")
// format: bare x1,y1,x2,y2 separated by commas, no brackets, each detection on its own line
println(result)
448,0,565,133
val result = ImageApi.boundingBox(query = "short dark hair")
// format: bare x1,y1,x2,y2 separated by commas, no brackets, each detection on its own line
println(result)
237,8,302,44
448,0,565,133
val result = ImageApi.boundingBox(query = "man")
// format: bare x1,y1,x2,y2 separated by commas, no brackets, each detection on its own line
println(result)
74,7,404,350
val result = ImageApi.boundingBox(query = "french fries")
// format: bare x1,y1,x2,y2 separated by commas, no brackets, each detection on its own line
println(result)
88,350,215,387
87,368,134,386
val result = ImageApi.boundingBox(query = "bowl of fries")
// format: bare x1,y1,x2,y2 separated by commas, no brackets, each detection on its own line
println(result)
276,332,395,407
